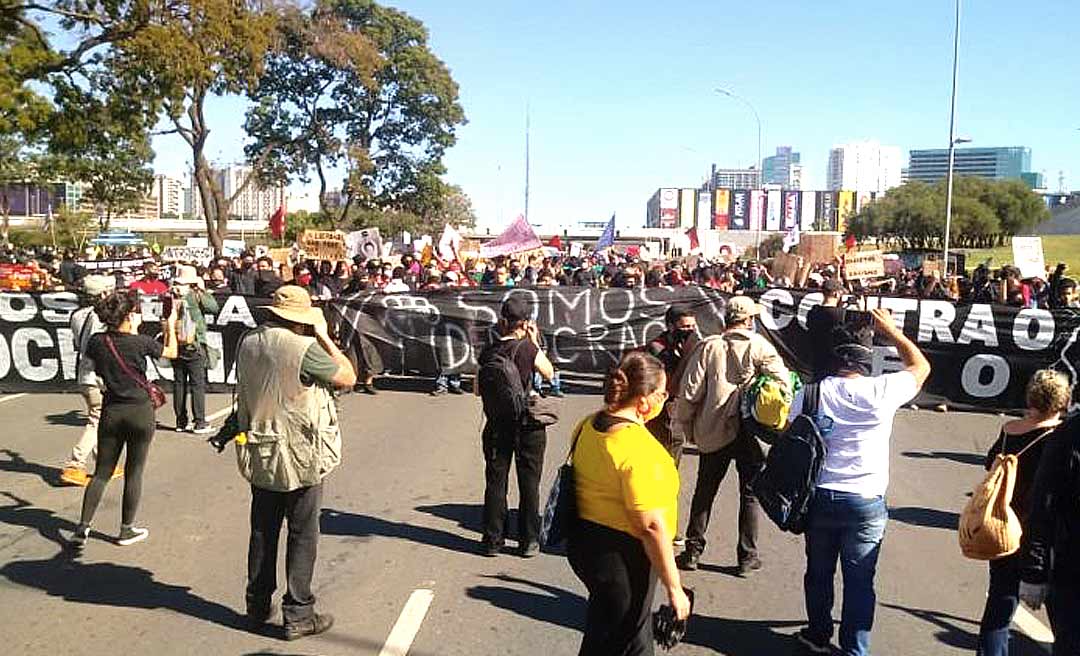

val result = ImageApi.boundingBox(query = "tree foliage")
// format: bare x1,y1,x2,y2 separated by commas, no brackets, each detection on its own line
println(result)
847,178,1050,249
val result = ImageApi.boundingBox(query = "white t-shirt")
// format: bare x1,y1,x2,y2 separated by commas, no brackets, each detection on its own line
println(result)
790,371,919,498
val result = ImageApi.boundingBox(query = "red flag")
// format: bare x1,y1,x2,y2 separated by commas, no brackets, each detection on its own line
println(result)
549,235,563,250
686,227,700,252
845,233,857,251
269,204,286,239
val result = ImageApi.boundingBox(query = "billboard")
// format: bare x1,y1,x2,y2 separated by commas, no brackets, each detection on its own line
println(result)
730,190,749,230
696,190,712,231
659,188,678,229
750,190,765,231
713,189,730,230
800,191,817,231
679,188,696,229
837,190,855,233
819,192,837,231
765,189,782,231
783,191,800,230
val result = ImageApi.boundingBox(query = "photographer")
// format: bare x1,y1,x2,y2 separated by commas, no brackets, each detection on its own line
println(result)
170,265,219,434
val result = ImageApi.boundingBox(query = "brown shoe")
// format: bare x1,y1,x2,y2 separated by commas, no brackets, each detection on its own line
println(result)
284,613,334,641
59,468,90,487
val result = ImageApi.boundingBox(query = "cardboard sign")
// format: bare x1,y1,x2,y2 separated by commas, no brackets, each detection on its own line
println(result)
922,258,942,277
771,251,804,283
844,250,885,280
346,228,384,260
798,232,843,264
1012,237,1046,280
161,246,214,265
300,230,346,261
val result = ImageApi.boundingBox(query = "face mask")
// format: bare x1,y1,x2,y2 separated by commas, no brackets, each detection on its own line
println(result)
673,328,695,344
298,274,312,286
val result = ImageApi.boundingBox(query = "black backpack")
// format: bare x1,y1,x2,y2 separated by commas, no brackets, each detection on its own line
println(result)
751,383,826,534
477,339,529,426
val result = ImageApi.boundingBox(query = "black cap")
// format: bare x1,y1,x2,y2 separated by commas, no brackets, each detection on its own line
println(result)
501,295,532,322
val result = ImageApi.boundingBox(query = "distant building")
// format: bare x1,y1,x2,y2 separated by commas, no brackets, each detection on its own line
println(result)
185,165,286,221
710,166,761,190
907,146,1036,185
827,140,903,194
153,174,184,218
762,147,801,188
1021,172,1046,191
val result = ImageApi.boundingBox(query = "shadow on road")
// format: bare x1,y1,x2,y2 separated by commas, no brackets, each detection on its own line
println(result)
684,616,804,655
466,573,585,631
413,502,522,542
0,449,65,487
880,602,1048,654
888,506,960,530
45,409,87,427
902,450,985,466
320,507,483,555
0,491,74,549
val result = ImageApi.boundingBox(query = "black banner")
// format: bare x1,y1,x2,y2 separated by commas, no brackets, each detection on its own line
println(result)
0,289,1077,412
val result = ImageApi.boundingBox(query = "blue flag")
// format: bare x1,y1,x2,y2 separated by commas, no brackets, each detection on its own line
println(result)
596,213,616,250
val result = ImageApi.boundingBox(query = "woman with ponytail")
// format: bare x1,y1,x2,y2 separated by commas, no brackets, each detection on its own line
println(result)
567,351,690,654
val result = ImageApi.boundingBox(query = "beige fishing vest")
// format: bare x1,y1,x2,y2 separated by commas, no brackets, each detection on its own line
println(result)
235,326,342,492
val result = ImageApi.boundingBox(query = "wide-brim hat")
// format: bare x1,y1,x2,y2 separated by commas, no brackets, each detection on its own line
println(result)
267,285,324,326
173,264,202,285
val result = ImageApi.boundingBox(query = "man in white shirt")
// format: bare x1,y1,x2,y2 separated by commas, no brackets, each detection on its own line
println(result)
793,307,930,656
60,275,120,486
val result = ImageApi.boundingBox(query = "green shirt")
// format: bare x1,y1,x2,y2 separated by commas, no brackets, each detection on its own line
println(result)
301,342,340,387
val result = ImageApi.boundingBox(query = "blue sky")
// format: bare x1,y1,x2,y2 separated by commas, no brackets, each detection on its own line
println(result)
151,0,1080,232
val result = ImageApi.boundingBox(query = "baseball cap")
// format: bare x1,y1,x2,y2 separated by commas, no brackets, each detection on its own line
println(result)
82,274,116,297
726,296,761,323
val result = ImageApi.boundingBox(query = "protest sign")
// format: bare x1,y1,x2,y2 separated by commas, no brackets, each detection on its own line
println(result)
161,246,214,265
300,230,346,261
1012,237,1046,279
2,288,1077,412
77,257,151,271
798,232,843,264
844,250,885,280
346,228,384,260
770,251,803,283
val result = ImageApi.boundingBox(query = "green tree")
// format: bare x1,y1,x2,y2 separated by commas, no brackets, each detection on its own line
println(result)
283,209,335,244
118,0,279,255
244,3,378,222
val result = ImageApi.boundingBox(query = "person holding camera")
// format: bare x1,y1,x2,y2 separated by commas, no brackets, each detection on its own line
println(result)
70,288,179,548
792,308,929,656
170,265,219,434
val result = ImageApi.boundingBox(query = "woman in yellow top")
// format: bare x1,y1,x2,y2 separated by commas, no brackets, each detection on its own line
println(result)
568,351,691,655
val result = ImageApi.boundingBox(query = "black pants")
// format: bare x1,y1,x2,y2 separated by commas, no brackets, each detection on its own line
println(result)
172,345,207,426
481,420,546,548
80,401,155,527
977,553,1022,655
568,520,656,656
247,484,323,625
1049,582,1080,656
684,430,765,563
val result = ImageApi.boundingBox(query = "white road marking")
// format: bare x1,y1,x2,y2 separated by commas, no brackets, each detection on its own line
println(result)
1013,605,1054,645
0,393,27,404
206,405,234,423
378,588,435,656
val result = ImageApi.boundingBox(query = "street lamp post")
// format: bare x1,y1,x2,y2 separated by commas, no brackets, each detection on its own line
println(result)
942,0,963,275
715,87,762,252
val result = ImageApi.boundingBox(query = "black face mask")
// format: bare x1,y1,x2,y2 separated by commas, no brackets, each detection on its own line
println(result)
673,328,695,344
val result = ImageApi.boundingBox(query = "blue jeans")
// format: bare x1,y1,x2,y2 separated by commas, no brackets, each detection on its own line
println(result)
977,555,1021,656
803,489,887,656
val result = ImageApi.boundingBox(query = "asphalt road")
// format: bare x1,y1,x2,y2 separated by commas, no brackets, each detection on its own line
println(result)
0,383,1057,655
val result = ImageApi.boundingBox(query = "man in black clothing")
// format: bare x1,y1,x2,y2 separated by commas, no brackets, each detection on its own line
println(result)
476,295,555,558
806,278,846,381
643,304,698,463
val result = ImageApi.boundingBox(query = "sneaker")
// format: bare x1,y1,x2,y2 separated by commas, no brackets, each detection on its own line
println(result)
356,383,378,396
69,524,90,548
738,556,763,577
246,607,273,630
59,468,90,487
548,388,565,398
480,540,502,557
174,423,189,433
448,386,465,395
519,542,540,558
430,388,448,397
117,525,149,546
284,613,334,641
795,629,831,654
673,535,686,549
191,422,214,435
675,550,699,571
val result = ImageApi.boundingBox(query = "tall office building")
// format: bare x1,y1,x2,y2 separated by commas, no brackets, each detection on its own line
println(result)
710,166,761,190
762,147,801,188
907,147,1035,185
152,174,185,218
826,140,903,194
184,165,286,221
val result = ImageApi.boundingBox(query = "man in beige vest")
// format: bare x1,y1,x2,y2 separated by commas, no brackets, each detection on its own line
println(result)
235,286,356,640
672,295,790,574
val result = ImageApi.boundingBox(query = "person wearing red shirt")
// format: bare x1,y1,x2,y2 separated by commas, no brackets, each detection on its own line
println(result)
129,262,168,296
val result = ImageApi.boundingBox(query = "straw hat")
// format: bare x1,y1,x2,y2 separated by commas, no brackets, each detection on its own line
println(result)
267,285,324,326
173,264,202,285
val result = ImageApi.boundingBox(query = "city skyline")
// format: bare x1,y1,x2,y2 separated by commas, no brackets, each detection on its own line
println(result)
149,1,1080,231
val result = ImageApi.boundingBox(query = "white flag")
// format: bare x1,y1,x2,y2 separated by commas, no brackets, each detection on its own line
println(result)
438,223,462,261
783,225,801,253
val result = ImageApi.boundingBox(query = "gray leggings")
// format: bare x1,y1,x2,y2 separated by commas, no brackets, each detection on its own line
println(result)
79,401,155,528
